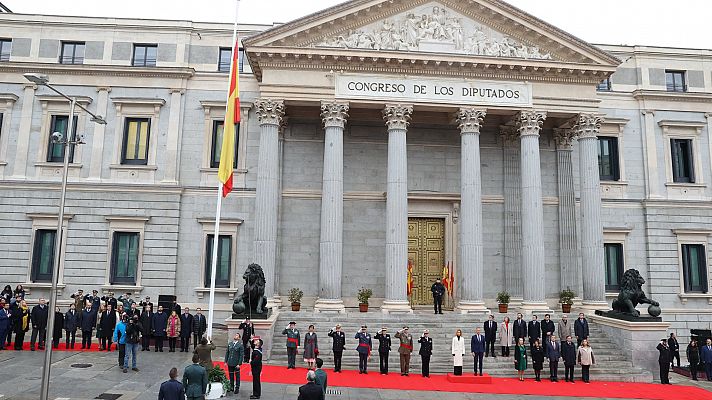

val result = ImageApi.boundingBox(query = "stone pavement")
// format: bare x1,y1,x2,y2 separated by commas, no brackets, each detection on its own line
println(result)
0,347,710,400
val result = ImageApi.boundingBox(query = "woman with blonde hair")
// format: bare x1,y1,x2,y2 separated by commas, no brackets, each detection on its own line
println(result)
451,329,466,375
514,337,528,381
577,338,595,383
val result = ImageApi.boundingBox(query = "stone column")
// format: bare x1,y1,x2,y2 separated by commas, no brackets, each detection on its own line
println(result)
162,88,185,184
554,128,582,297
502,126,523,300
88,86,111,181
456,107,489,314
517,111,549,311
575,114,608,309
382,104,413,314
314,102,349,313
11,83,37,179
253,99,285,306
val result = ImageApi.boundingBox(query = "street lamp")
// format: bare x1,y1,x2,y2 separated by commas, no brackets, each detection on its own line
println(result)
23,72,107,400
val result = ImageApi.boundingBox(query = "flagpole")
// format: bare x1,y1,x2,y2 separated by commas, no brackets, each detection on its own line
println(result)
207,0,240,340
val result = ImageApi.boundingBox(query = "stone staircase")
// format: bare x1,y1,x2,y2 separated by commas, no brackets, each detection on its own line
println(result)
267,309,653,382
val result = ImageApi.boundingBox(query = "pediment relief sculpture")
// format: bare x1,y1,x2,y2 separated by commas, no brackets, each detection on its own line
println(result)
314,3,553,60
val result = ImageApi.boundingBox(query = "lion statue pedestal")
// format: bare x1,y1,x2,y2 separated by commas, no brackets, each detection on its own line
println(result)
595,268,662,322
232,263,270,320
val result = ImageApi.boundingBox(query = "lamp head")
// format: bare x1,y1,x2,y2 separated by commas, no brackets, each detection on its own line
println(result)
23,73,49,85
91,115,107,125
50,131,64,143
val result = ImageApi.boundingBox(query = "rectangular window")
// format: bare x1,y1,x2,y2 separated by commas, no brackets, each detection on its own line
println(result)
204,234,231,288
596,78,611,91
671,138,695,183
604,243,624,292
132,44,157,67
110,232,140,285
682,244,708,293
218,47,244,73
598,136,620,181
238,47,245,73
121,118,151,165
210,120,239,169
31,229,57,283
665,70,686,92
0,38,11,62
47,115,78,163
59,41,85,64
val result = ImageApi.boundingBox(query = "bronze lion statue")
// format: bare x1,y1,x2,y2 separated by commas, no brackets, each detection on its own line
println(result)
232,263,267,316
611,269,659,316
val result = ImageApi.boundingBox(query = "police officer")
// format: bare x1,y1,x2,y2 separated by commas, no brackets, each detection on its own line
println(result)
328,323,346,373
418,329,433,377
281,321,300,369
355,325,372,374
431,278,446,314
395,326,413,376
374,327,392,375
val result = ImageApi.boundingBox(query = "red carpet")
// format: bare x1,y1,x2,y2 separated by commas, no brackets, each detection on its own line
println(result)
4,341,103,351
216,363,711,400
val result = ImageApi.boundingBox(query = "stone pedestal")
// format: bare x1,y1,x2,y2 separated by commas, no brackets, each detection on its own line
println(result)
226,312,278,360
590,314,667,382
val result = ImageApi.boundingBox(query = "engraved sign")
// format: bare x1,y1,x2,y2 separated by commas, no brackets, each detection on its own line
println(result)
335,73,533,107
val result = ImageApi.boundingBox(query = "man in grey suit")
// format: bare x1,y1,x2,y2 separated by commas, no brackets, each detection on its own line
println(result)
545,334,561,382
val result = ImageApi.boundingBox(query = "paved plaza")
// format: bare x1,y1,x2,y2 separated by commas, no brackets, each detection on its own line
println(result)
0,345,710,400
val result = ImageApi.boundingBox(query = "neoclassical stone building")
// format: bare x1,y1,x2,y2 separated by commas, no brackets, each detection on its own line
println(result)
0,0,711,334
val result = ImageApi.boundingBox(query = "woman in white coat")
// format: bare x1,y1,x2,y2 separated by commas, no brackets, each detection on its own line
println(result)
451,329,466,375
500,316,513,357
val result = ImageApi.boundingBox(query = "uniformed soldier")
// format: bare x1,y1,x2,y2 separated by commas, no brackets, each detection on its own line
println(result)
354,325,372,374
281,321,300,369
431,278,446,314
374,327,392,375
395,326,413,376
418,329,433,377
327,323,346,373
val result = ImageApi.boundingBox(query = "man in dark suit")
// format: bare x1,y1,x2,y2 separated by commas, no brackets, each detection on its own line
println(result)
470,327,486,376
574,313,589,347
702,338,712,381
239,317,255,363
483,315,497,357
328,324,346,372
192,308,207,350
545,334,561,382
179,307,193,352
158,367,185,400
513,313,527,344
29,298,49,351
79,304,97,349
99,303,117,351
667,333,680,368
298,370,325,400
541,314,555,343
561,335,577,382
183,354,208,400
656,339,671,384
430,278,446,315
527,315,541,348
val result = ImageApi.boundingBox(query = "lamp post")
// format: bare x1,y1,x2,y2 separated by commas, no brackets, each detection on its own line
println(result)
23,73,107,400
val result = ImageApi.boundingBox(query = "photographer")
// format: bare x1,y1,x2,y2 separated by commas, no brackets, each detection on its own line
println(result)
123,315,141,373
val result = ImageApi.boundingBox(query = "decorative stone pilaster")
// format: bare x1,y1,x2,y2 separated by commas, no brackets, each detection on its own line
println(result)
554,127,582,298
88,87,111,181
11,83,37,179
575,113,608,309
501,126,522,300
253,99,285,307
516,110,550,312
382,104,413,314
315,102,349,314
162,88,185,184
456,108,489,314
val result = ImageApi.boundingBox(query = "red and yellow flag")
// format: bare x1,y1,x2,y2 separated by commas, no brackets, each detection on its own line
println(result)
407,259,414,296
217,40,241,197
442,262,450,294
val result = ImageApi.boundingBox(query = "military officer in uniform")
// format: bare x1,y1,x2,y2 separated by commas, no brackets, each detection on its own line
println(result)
395,326,414,376
327,323,346,373
355,325,372,374
374,327,392,375
281,321,300,369
418,329,433,377
430,278,446,314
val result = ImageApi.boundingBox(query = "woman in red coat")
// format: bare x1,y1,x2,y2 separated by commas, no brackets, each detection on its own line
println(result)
166,310,181,353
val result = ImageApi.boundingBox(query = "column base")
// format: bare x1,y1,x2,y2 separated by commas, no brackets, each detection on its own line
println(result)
314,299,346,314
380,300,413,314
520,301,552,313
267,296,282,310
456,301,490,315
579,301,609,314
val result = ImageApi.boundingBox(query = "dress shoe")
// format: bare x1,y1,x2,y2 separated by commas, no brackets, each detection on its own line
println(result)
249,396,260,399
132,367,139,371
123,368,128,373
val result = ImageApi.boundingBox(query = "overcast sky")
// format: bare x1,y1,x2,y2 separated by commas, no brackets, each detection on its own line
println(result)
5,0,711,49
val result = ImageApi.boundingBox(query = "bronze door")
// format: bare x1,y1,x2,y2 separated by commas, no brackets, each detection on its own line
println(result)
407,218,446,306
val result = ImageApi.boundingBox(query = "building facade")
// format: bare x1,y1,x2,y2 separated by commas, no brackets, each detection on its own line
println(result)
0,0,711,336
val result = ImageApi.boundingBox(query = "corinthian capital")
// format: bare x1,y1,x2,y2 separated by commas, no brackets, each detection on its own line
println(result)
515,110,546,137
383,104,413,131
553,128,577,150
573,113,602,139
320,101,349,129
255,98,285,126
456,108,486,134
500,125,519,146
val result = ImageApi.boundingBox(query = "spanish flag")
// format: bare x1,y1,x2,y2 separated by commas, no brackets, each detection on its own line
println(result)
217,40,241,197
407,259,414,296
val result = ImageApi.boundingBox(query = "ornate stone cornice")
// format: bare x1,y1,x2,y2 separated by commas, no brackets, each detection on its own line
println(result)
553,128,577,150
320,101,349,129
456,108,486,134
383,104,413,131
573,113,602,139
516,110,546,137
499,125,519,146
255,98,285,126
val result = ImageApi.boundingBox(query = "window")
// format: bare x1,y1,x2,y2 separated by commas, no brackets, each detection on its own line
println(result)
210,120,239,168
596,78,611,91
121,118,151,165
665,70,686,92
682,244,708,293
204,234,232,288
218,47,244,73
238,48,245,73
31,229,56,283
110,232,140,285
59,41,85,64
604,243,624,292
0,38,11,61
598,136,620,181
671,138,695,183
47,115,78,163
132,44,157,67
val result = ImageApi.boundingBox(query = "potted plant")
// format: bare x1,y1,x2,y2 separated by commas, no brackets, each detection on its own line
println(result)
496,291,510,313
288,287,303,311
357,287,373,312
206,365,229,399
559,288,575,314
